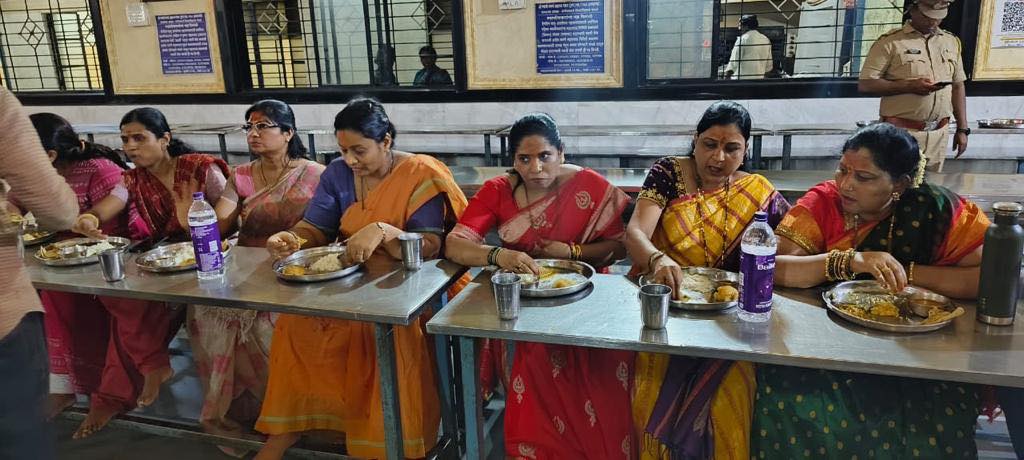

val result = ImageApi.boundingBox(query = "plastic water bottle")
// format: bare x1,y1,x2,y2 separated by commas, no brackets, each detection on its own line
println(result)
738,211,777,323
187,192,224,280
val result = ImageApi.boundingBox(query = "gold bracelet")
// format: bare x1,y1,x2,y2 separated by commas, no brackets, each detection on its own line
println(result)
648,251,665,273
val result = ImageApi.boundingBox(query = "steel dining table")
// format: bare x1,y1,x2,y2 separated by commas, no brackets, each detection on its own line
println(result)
26,246,466,460
426,272,1024,458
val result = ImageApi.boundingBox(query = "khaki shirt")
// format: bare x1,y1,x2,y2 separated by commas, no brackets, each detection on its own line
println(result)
859,23,966,121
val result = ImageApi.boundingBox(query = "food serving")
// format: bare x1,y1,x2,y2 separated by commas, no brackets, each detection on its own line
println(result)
136,240,234,273
35,237,131,266
640,267,740,311
824,280,965,332
504,259,595,298
273,246,361,282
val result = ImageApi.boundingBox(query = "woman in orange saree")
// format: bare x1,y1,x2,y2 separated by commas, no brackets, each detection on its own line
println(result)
760,123,989,459
446,113,634,459
624,102,790,460
254,99,468,460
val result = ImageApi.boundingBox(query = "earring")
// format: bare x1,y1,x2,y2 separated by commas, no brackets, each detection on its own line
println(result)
891,191,901,202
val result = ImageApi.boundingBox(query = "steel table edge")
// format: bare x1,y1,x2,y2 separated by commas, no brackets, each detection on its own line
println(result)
403,265,470,322
423,324,1024,389
31,280,419,326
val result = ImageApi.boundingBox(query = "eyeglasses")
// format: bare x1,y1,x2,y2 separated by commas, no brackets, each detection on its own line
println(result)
242,122,280,133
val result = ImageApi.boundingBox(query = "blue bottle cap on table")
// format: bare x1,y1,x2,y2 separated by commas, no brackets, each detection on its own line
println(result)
192,192,205,200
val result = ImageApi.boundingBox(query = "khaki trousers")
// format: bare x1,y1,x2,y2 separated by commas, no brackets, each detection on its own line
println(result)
908,128,950,173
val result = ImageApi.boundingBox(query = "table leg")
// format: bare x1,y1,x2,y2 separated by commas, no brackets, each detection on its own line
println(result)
781,135,793,170
499,136,508,166
307,133,318,163
431,312,458,455
484,134,492,167
751,135,763,170
459,336,484,459
374,323,404,460
218,134,228,162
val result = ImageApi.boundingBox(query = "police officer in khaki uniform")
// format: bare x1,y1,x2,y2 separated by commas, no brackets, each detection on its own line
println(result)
859,0,969,172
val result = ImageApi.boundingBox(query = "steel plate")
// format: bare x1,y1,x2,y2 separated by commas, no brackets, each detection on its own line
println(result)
35,237,131,267
823,280,959,333
273,245,361,282
639,267,739,311
978,119,1024,129
499,259,595,298
21,231,56,247
136,241,234,273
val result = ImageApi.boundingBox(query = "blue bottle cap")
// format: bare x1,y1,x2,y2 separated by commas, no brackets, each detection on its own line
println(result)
192,192,205,200
753,211,767,221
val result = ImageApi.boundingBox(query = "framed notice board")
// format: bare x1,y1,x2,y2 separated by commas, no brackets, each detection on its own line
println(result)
463,0,623,89
974,0,1024,80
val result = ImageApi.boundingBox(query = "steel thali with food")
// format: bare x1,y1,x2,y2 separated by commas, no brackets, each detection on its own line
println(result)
135,240,234,273
35,237,131,267
639,267,739,311
273,245,361,282
823,280,965,333
978,119,1024,129
501,259,594,298
21,231,56,246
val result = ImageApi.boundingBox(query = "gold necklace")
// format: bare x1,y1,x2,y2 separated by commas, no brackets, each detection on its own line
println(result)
693,175,730,268
359,150,395,210
259,157,290,189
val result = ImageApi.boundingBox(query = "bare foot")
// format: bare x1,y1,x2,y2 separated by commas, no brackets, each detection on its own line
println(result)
47,393,76,420
136,366,173,408
254,432,301,460
72,405,119,439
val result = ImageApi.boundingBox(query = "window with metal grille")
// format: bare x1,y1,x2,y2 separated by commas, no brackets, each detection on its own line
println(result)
242,0,455,88
647,0,906,81
0,1,102,92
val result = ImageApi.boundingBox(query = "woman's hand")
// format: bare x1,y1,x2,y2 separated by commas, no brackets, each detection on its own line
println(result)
267,231,301,260
851,251,908,292
344,223,385,264
649,255,685,297
71,214,105,239
533,240,572,260
496,248,540,276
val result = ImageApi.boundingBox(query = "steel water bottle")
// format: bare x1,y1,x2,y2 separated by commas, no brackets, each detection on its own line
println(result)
977,202,1024,325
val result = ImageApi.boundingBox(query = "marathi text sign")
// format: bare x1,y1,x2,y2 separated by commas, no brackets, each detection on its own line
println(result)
535,0,604,74
156,13,213,75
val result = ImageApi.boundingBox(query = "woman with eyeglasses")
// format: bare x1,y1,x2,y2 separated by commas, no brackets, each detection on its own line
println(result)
68,107,229,439
184,100,325,456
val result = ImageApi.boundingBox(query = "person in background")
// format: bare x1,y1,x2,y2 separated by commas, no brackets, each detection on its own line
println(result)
0,87,78,460
725,15,773,80
375,45,398,86
413,45,453,87
858,0,968,172
762,123,988,458
68,107,229,439
445,113,634,459
184,100,325,457
254,98,468,460
15,113,147,427
624,101,790,459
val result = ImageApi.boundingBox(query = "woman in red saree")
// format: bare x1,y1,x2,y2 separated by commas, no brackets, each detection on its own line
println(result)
446,113,634,459
69,108,228,439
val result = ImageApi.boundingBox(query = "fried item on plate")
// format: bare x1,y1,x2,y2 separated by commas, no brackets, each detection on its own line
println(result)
713,285,739,302
869,301,900,317
39,244,60,260
922,306,965,325
282,265,307,276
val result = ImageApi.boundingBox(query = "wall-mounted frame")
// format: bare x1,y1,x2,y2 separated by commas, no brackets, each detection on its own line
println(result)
973,0,1024,80
463,0,623,89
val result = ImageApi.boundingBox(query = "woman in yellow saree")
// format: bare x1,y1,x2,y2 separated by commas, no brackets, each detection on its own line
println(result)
624,101,790,460
253,99,468,460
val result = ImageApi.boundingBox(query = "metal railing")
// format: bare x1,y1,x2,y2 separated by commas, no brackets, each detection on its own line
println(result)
0,0,102,92
648,0,905,80
242,0,455,88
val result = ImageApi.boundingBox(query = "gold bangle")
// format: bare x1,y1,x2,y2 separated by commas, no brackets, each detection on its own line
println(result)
647,251,665,273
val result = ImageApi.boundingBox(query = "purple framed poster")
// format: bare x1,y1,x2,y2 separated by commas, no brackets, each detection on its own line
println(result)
156,13,213,75
535,0,604,74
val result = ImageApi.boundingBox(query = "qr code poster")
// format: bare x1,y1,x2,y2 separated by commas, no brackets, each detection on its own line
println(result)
993,0,1024,48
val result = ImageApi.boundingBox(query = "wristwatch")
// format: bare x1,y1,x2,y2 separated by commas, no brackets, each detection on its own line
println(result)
956,127,971,136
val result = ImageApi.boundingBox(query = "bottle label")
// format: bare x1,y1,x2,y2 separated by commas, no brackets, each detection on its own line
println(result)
739,252,775,314
189,221,222,273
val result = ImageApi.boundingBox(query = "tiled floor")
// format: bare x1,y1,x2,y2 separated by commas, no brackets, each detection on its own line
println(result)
54,338,1020,460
